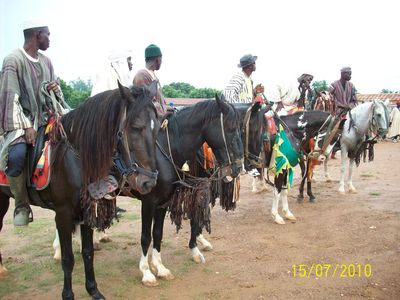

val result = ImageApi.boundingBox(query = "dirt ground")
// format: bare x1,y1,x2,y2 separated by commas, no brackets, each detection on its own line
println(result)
0,141,399,300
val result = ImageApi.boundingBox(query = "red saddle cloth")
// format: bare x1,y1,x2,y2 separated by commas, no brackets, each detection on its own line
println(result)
0,141,51,190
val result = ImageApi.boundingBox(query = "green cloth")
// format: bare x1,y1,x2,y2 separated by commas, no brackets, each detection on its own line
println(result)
272,124,300,188
145,44,162,58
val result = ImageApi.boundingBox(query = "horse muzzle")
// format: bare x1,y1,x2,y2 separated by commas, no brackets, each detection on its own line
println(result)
127,172,158,195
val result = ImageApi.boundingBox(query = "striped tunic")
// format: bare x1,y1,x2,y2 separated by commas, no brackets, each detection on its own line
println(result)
329,80,357,116
222,71,253,103
0,48,56,135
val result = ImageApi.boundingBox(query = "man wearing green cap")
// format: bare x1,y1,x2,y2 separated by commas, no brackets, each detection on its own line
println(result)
133,44,167,118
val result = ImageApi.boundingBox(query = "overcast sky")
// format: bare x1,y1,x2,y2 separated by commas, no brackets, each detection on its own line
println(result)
1,0,399,94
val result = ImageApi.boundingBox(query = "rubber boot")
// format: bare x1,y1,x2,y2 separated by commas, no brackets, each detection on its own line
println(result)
8,174,30,226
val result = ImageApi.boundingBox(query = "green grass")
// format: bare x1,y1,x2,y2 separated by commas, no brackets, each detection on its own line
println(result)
361,173,374,178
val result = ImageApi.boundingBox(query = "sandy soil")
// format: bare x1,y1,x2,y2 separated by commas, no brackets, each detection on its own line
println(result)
1,141,399,300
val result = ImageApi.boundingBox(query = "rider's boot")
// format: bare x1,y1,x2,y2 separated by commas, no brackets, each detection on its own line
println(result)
8,173,30,226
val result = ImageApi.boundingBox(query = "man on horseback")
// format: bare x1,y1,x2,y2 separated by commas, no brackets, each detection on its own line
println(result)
223,54,258,104
133,44,170,119
0,20,66,226
297,73,314,110
327,67,358,158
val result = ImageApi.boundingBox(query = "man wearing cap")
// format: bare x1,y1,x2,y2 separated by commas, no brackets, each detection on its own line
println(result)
329,67,357,117
0,21,66,226
223,54,257,103
91,49,134,96
132,44,167,118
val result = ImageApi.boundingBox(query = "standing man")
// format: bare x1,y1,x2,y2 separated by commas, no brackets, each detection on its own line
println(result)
132,44,167,118
91,49,134,96
329,67,357,117
223,54,257,103
0,20,66,226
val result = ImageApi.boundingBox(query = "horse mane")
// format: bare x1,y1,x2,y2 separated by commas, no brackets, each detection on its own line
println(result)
59,86,152,185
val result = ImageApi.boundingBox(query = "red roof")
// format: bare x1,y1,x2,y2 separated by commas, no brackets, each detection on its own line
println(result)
165,98,208,107
357,93,400,104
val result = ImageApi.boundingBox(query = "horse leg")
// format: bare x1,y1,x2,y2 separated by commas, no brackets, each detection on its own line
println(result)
338,148,348,194
271,174,285,225
323,157,332,182
307,159,316,202
80,224,105,300
0,194,10,277
53,229,62,261
151,208,174,280
189,220,205,263
56,213,75,300
282,187,296,222
139,202,157,286
348,159,357,193
297,159,306,203
197,233,213,251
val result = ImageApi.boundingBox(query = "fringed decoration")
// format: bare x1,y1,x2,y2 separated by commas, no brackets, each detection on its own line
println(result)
169,177,212,234
355,139,377,166
219,177,240,211
81,189,117,231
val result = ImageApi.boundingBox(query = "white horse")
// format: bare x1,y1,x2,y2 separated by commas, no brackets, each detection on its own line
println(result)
323,100,390,194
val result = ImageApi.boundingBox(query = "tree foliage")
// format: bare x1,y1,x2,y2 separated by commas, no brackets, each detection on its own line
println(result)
312,80,329,93
60,78,92,108
381,89,399,93
163,82,220,98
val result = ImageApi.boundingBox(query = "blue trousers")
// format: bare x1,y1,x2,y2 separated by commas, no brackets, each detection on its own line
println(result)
6,143,27,177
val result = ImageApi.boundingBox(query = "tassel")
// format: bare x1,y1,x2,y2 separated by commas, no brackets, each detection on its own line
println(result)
182,161,190,172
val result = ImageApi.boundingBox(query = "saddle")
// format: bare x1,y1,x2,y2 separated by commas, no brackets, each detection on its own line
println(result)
0,126,53,209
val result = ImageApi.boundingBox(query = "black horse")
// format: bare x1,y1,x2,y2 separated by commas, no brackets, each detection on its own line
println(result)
0,82,160,300
262,110,331,224
185,102,267,263
132,95,244,286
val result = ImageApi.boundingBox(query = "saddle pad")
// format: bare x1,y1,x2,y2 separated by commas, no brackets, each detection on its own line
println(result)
0,141,51,190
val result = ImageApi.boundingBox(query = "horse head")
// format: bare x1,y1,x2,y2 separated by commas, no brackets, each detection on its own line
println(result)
203,94,243,178
116,80,160,194
371,100,390,138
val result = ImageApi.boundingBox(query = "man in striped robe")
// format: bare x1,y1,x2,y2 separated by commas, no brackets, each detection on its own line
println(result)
0,21,65,226
222,54,257,104
329,67,358,117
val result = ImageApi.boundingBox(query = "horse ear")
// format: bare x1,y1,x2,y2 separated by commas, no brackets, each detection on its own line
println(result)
216,93,230,114
117,80,131,101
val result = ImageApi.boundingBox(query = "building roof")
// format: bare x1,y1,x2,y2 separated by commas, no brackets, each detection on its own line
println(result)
165,98,208,107
357,93,400,104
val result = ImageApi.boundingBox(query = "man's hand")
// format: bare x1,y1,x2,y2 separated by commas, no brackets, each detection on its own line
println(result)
46,81,60,93
25,128,37,146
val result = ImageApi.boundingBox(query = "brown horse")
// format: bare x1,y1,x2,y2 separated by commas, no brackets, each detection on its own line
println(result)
0,82,160,300
313,90,335,114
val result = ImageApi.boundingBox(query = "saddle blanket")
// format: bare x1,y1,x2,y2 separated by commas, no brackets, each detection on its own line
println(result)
0,141,51,190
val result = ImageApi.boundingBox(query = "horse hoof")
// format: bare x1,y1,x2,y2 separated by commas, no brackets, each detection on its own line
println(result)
309,197,316,203
142,280,159,287
297,195,304,203
201,244,213,251
349,188,357,194
338,190,346,195
159,272,175,280
272,215,285,225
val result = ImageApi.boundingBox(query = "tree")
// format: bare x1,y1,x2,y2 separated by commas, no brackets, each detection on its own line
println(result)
312,80,329,93
163,82,220,98
60,78,92,108
382,89,399,93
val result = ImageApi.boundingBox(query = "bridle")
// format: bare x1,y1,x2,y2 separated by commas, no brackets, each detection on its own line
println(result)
113,105,158,180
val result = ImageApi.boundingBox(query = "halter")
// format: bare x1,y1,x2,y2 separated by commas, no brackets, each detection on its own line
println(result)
113,106,158,180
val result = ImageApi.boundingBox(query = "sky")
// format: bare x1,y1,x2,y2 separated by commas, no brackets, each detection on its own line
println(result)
0,0,399,94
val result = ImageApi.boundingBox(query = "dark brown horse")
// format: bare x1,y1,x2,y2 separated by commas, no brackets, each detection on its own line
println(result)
0,82,160,300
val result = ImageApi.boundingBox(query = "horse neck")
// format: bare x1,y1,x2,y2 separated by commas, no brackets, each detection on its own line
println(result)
165,112,207,164
349,103,374,134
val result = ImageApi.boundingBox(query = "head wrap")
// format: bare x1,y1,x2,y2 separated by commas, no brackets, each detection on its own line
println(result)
145,44,162,58
238,54,257,68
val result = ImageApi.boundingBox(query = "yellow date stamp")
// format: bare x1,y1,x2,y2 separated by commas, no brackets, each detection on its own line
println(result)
292,264,372,278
